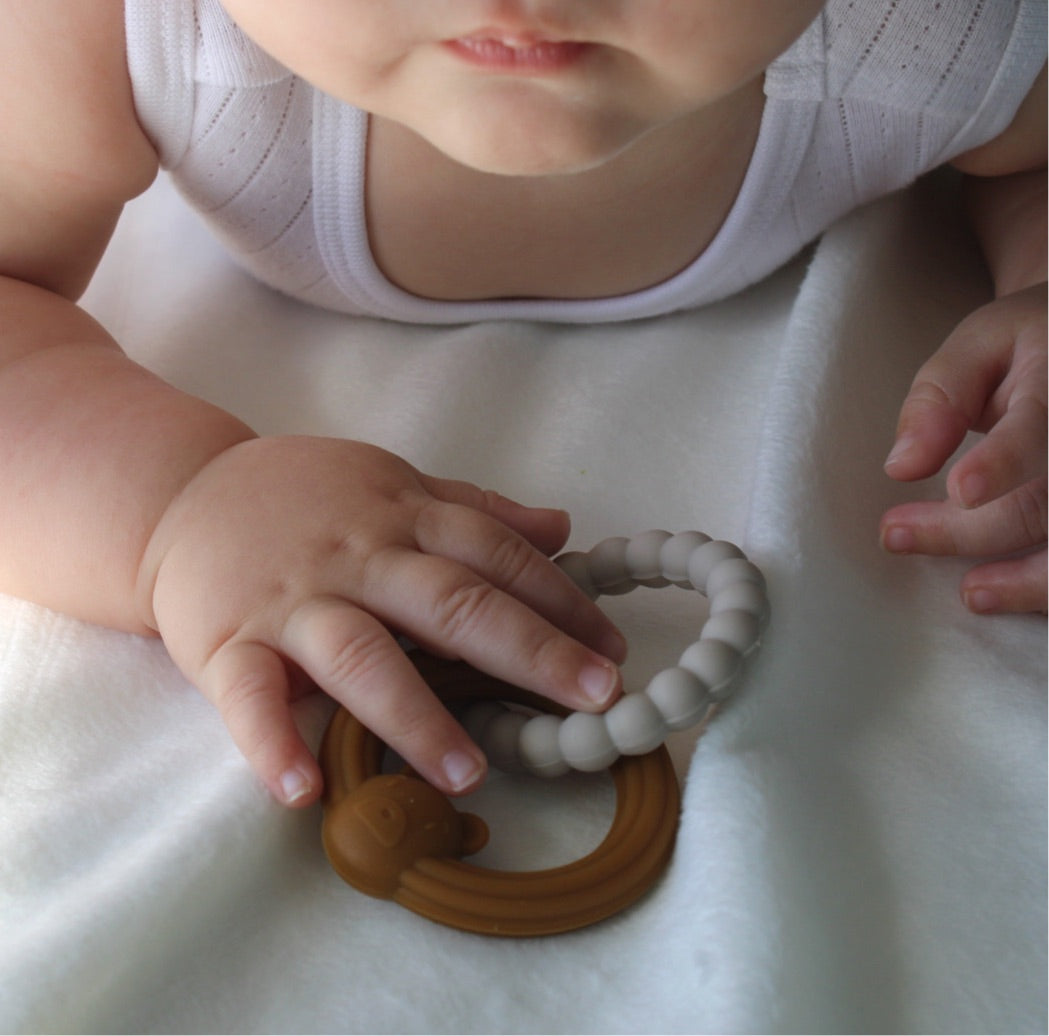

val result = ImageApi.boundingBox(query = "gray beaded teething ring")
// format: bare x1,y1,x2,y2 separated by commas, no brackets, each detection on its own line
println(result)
460,529,769,777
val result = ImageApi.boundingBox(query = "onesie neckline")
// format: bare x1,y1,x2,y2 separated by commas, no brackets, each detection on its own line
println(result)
312,15,826,325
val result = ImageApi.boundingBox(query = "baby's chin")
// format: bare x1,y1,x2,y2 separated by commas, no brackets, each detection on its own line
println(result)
404,104,650,179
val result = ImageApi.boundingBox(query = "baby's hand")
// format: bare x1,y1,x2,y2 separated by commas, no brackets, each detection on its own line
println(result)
137,437,627,806
881,284,1047,614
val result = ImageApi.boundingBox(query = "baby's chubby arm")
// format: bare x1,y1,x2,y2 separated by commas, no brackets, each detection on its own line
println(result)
882,67,1047,614
0,2,626,806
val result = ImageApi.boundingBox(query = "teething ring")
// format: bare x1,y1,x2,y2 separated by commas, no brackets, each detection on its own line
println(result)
320,655,679,936
319,531,768,936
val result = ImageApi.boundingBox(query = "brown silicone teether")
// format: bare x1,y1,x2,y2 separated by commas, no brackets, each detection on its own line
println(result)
319,653,680,937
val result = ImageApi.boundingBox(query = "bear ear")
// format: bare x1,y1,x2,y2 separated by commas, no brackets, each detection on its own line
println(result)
459,812,489,856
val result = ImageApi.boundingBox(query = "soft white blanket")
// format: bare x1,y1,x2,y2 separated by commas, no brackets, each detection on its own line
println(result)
0,172,1044,1035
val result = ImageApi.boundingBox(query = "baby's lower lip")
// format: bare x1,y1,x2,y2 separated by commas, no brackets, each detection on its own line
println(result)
443,36,587,72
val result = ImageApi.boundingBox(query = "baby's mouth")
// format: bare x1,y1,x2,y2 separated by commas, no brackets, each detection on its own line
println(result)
444,33,588,72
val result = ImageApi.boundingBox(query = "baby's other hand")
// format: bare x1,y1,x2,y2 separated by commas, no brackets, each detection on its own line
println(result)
137,437,627,806
881,284,1047,614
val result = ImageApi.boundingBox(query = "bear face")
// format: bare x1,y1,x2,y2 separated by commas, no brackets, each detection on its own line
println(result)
322,773,488,897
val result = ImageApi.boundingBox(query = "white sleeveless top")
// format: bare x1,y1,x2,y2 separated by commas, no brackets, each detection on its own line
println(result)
124,0,1045,324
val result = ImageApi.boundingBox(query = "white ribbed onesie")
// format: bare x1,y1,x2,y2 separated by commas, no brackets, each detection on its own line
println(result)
124,0,1045,324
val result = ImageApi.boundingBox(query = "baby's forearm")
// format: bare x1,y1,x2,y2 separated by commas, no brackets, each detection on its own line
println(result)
0,275,255,632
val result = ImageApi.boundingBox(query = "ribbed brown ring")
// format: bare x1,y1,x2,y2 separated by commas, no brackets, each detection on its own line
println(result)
319,653,680,937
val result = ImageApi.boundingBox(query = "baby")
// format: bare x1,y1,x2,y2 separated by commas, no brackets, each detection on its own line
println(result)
1,1,1044,807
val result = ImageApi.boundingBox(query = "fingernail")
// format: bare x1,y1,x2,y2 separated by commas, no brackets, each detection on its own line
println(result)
965,588,1000,613
579,661,618,705
884,437,915,471
279,767,313,806
957,473,988,509
442,750,484,793
882,525,915,554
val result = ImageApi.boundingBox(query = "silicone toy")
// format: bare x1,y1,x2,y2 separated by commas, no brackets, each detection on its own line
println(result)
319,530,768,936
461,530,768,775
320,655,679,936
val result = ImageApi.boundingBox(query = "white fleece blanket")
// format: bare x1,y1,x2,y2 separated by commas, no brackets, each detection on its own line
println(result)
0,172,1044,1035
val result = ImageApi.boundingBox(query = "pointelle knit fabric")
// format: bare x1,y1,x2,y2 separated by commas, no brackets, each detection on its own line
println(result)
124,0,1046,323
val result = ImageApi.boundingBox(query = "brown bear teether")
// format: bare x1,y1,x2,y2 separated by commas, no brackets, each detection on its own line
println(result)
319,653,680,937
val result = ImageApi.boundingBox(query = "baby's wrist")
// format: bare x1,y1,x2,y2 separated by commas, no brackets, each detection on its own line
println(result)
133,431,259,632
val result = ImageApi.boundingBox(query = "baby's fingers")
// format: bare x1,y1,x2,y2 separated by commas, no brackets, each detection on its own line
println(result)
881,475,1047,559
202,640,322,807
413,497,626,662
961,549,1048,615
361,546,622,716
885,289,1044,483
882,480,1047,614
946,394,1047,509
281,597,487,796
884,380,975,484
419,474,573,558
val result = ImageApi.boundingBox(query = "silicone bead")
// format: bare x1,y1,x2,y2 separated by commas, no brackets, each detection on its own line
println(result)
586,536,631,589
659,531,711,585
554,551,598,600
518,714,571,779
710,581,770,624
678,639,742,698
701,609,762,655
482,710,530,775
644,667,712,731
624,529,673,588
586,537,635,596
605,693,668,755
455,531,768,779
705,556,766,598
687,540,745,593
558,712,619,772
